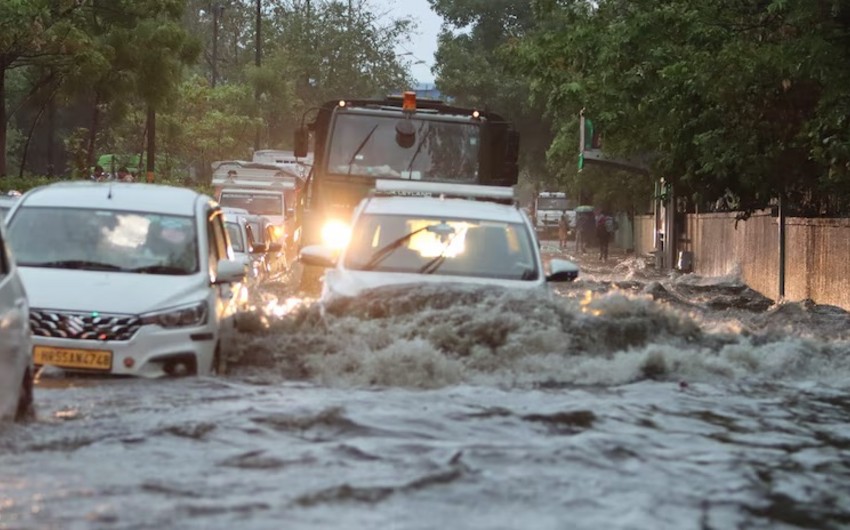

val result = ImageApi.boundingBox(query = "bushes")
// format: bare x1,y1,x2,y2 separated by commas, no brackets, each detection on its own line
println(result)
0,175,69,194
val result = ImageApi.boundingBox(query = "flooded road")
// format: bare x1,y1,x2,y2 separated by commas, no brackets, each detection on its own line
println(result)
2,245,850,529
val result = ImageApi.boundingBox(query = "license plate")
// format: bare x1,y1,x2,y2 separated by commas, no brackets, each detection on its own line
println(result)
33,346,113,371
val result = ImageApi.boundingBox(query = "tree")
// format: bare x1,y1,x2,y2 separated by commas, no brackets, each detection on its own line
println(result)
0,0,90,176
514,0,850,214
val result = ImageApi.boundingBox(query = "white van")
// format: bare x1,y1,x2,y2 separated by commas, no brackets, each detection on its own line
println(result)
5,182,247,377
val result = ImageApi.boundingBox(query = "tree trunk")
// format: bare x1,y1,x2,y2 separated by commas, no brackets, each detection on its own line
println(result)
86,91,101,172
146,105,155,182
0,62,7,177
19,98,49,178
47,95,56,176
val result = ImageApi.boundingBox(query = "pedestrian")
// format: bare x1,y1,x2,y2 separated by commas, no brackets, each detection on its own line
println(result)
596,211,617,262
90,165,107,182
117,166,134,183
576,211,592,254
558,211,569,250
594,213,605,261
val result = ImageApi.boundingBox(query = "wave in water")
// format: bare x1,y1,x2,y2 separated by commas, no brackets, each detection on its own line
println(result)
230,283,850,390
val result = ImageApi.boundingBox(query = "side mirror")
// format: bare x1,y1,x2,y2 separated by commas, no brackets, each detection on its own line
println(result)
546,258,579,282
250,241,269,254
214,258,247,284
300,244,336,268
267,242,282,253
294,127,309,158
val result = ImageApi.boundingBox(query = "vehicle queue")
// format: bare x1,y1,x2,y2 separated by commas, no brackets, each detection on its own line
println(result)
0,95,579,422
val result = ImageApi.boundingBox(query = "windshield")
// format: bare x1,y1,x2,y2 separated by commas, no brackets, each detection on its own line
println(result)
326,113,481,182
225,222,245,252
537,198,571,211
7,207,199,275
344,214,539,280
220,192,282,216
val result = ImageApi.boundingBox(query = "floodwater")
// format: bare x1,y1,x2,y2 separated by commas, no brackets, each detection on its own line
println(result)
2,244,850,530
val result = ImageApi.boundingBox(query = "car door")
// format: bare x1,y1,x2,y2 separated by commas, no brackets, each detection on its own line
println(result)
0,223,30,417
207,209,243,324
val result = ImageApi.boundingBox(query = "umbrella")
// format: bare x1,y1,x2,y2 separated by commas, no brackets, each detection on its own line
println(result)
575,205,595,213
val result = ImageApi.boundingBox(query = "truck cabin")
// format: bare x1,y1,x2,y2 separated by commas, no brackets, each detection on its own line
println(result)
293,92,520,247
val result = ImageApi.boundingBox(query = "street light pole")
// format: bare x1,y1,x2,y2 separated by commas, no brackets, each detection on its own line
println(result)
254,0,262,151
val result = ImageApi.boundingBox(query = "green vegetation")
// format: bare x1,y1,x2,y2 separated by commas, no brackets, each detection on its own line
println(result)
5,1,849,215
431,0,850,215
1,0,414,185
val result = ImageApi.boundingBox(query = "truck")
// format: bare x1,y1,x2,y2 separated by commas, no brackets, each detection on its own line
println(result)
251,149,313,180
292,91,520,250
534,191,575,239
211,160,306,266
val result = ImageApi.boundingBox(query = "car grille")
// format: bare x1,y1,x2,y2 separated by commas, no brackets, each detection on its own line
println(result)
30,310,142,342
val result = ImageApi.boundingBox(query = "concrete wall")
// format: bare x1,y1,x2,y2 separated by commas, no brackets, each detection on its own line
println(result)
634,214,656,257
630,212,850,310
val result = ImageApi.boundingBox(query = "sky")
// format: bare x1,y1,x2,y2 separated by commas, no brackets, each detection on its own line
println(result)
384,0,444,86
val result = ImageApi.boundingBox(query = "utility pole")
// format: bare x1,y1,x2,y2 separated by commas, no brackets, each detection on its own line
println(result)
254,0,262,151
778,193,786,299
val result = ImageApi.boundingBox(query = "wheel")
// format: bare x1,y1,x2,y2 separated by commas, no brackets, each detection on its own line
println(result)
212,344,226,375
15,368,34,422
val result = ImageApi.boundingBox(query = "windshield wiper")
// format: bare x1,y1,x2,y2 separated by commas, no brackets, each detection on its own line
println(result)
128,264,192,275
418,231,458,275
25,260,124,271
347,124,380,176
360,225,432,271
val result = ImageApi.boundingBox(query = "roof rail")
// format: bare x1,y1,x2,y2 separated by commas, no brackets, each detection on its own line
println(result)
371,179,515,204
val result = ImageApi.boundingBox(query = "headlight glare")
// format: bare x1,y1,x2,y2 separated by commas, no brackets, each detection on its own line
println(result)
321,219,351,250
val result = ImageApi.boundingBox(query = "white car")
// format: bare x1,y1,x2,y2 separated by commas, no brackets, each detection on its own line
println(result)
222,208,281,281
0,217,33,420
4,182,247,378
300,181,579,300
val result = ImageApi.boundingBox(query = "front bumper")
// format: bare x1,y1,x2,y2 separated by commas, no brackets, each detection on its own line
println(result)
31,324,218,378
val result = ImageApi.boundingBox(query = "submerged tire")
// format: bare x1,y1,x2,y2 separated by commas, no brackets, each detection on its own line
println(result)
212,344,226,376
15,368,33,422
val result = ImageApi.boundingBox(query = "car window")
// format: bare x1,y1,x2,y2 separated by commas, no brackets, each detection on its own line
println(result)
344,214,539,280
225,222,244,252
7,207,199,275
219,192,282,216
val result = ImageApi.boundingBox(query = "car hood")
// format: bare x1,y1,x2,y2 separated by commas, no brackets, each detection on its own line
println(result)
324,268,544,300
20,267,210,314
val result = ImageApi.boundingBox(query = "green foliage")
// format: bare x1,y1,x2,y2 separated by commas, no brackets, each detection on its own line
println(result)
512,0,850,214
0,175,71,194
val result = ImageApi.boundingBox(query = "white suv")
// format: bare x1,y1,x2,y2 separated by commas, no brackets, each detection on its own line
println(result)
300,181,579,300
0,217,32,420
4,182,246,377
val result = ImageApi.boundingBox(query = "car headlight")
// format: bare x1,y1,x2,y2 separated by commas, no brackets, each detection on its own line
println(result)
321,219,351,250
141,301,208,329
272,225,285,240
